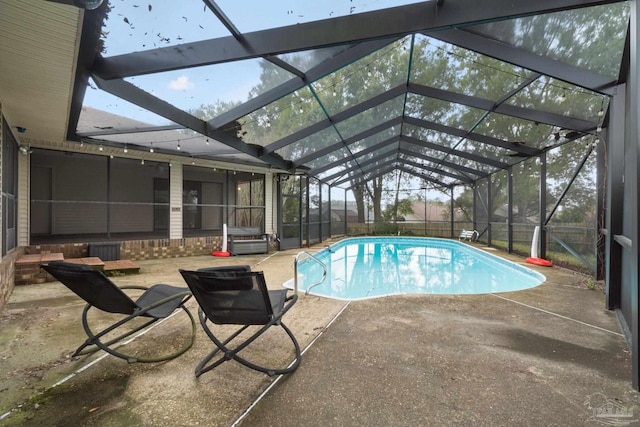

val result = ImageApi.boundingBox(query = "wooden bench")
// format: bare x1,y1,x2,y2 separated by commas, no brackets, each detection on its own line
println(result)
459,229,479,242
227,227,269,255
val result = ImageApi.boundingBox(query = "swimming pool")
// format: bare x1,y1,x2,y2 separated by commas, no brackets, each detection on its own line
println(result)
284,237,545,300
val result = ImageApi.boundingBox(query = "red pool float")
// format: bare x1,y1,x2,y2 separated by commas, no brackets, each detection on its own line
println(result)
526,257,553,267
211,251,231,257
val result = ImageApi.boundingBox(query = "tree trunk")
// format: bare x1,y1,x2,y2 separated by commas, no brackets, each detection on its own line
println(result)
371,177,383,222
392,171,402,223
353,186,365,223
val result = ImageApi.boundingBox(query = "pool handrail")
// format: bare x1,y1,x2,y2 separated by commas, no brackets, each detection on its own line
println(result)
293,251,327,296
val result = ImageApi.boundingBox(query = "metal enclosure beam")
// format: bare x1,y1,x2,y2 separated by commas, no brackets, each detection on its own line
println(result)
94,0,626,79
401,135,508,169
311,138,399,177
544,144,595,225
398,146,488,178
401,157,472,183
92,76,292,170
430,29,616,94
333,159,397,187
539,153,547,259
450,186,455,238
625,0,640,391
605,87,625,310
264,85,406,154
487,173,492,245
404,116,541,156
210,39,399,130
293,118,403,167
472,183,477,232
324,153,397,184
507,166,514,253
596,132,607,281
409,83,597,132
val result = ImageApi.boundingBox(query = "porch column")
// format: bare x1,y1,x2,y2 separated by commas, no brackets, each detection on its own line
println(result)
169,162,183,240
265,171,275,235
17,147,29,247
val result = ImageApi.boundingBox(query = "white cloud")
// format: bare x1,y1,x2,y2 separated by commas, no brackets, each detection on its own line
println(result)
168,75,194,91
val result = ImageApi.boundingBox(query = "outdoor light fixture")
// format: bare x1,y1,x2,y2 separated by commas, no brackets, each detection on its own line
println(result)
18,145,30,155
123,146,128,153
48,0,104,9
73,0,103,10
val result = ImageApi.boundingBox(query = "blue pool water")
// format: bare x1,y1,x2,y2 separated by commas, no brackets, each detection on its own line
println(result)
284,237,545,300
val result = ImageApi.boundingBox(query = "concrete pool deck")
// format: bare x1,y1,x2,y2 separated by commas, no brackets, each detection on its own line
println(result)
1,242,639,426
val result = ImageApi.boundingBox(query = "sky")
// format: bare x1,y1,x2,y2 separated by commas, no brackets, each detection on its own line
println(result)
82,0,427,126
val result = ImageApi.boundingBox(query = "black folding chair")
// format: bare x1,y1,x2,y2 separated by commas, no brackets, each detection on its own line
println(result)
179,266,301,377
41,261,195,363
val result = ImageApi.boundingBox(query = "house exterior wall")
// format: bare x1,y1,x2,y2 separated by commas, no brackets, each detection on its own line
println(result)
8,149,282,289
21,236,223,263
0,108,21,310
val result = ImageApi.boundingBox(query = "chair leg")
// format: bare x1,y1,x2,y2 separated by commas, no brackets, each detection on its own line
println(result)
231,322,301,376
195,322,252,377
75,303,196,363
74,303,156,358
195,319,302,377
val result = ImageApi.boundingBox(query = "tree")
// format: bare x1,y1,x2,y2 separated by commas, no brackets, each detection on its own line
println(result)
383,198,414,222
184,4,626,233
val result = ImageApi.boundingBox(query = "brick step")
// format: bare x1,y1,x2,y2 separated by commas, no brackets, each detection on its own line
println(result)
64,257,105,271
15,253,65,285
103,259,140,275
15,254,140,285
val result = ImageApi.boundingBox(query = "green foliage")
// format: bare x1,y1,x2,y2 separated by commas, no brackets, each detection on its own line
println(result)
382,198,414,222
373,222,399,235
104,270,126,277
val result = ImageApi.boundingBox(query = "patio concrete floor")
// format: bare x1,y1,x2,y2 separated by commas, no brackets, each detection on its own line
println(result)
1,241,639,426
